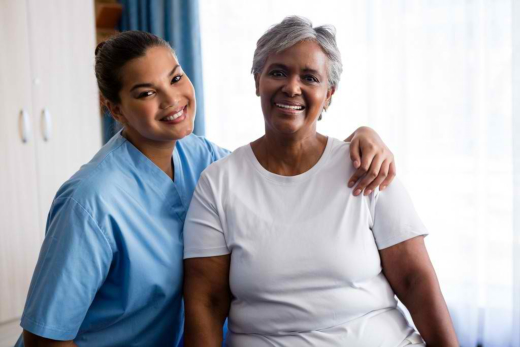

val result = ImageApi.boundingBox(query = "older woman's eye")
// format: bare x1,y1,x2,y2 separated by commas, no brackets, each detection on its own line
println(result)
171,74,183,84
304,75,319,83
269,70,286,77
138,91,155,98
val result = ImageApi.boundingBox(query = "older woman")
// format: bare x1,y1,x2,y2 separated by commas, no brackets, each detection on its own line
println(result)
183,16,459,347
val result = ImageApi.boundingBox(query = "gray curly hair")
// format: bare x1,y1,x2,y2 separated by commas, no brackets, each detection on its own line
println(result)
251,16,343,89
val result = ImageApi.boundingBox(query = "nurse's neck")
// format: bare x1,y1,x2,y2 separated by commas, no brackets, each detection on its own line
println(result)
122,128,176,180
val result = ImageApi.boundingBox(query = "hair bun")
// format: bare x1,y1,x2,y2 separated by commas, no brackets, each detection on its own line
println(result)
95,41,107,56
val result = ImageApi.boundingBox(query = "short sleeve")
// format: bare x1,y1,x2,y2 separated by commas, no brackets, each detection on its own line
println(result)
183,173,229,259
202,137,231,163
370,178,429,250
20,197,113,341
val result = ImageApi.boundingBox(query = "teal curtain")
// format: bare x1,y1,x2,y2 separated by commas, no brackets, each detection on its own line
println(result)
103,0,206,143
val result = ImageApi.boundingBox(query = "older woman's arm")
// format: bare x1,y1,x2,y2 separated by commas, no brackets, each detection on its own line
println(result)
345,126,396,196
380,236,459,346
184,255,231,347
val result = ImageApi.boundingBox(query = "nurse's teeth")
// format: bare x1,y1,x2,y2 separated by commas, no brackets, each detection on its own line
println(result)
276,103,304,110
163,109,184,121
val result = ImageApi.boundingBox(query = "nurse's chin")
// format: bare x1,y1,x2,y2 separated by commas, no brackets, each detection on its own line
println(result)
156,121,194,141
168,127,194,141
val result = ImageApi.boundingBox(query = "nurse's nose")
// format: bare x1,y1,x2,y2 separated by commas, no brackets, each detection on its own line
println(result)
281,76,302,97
160,89,180,110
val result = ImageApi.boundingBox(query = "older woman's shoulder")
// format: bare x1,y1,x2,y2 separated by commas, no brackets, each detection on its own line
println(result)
328,136,352,150
325,136,354,158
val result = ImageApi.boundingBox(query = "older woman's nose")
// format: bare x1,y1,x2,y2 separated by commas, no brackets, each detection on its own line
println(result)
281,76,302,97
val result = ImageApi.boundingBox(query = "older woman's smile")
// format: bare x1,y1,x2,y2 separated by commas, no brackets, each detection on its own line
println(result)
274,102,305,111
274,101,306,116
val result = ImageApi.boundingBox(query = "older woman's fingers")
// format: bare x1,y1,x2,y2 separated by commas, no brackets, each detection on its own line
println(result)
352,153,384,196
379,161,396,191
364,159,390,194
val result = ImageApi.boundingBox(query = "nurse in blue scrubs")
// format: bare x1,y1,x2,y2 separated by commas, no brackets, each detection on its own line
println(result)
16,31,396,347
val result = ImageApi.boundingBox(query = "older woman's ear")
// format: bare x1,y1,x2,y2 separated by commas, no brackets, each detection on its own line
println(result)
325,86,336,110
254,74,260,96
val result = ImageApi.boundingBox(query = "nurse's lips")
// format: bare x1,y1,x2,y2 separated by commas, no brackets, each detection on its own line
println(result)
160,106,186,123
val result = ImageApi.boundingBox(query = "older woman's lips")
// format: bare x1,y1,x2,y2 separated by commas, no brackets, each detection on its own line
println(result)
274,103,305,113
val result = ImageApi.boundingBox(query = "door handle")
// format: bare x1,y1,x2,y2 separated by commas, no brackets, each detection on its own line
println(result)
19,109,31,143
41,108,52,142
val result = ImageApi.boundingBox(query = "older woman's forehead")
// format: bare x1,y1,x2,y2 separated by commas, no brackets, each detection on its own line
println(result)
265,41,329,73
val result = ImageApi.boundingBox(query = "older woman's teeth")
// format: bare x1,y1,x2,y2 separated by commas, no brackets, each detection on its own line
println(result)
163,109,184,121
276,103,303,110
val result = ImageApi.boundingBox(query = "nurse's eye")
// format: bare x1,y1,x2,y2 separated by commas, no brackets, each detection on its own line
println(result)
171,74,183,84
137,90,156,99
269,70,286,78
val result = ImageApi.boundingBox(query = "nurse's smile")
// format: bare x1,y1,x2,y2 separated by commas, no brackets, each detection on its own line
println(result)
159,105,188,124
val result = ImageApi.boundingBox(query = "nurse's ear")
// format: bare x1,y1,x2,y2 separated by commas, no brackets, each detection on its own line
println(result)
105,100,128,125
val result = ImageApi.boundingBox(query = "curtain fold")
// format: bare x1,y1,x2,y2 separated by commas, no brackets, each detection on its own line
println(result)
108,0,205,138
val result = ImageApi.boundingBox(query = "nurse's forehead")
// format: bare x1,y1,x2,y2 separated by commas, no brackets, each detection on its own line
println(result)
121,47,179,86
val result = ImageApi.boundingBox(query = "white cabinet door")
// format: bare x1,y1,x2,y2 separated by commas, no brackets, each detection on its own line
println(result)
0,0,43,324
27,0,102,229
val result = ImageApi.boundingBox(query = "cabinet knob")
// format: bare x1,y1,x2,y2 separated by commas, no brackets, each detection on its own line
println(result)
19,109,31,143
41,108,52,142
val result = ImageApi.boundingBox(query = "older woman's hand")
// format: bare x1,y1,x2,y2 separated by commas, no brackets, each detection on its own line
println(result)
345,126,396,196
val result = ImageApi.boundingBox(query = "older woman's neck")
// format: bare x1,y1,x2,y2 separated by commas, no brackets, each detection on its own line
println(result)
251,131,328,176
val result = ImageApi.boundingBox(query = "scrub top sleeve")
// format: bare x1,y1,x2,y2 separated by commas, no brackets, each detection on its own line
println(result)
202,137,232,162
20,197,113,341
184,173,229,259
370,178,429,250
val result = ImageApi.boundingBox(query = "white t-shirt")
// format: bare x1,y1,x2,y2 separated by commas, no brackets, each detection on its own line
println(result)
184,137,428,346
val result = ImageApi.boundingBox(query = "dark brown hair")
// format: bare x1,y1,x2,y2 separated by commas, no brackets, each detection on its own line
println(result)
95,31,173,103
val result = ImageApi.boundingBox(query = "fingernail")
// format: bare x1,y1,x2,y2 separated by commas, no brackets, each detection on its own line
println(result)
354,161,360,168
348,181,355,188
354,189,362,196
380,186,386,191
365,189,372,196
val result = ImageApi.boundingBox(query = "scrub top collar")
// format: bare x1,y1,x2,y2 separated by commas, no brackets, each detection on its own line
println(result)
116,130,184,203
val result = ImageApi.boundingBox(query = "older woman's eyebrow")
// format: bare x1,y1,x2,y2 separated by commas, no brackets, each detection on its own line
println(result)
266,63,288,71
302,67,320,73
267,63,322,75
130,65,180,91
301,67,323,76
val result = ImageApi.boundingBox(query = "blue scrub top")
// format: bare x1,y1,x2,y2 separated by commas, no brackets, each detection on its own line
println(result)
15,131,229,347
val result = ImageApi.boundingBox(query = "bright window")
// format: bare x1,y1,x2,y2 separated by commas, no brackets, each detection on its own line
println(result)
199,1,514,345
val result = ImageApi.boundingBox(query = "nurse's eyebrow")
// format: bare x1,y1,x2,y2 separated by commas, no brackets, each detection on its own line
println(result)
130,65,180,92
